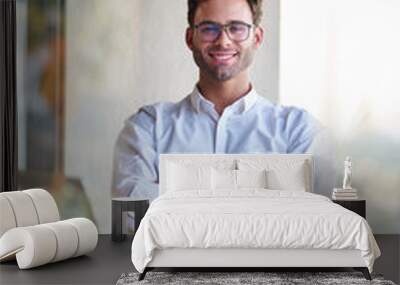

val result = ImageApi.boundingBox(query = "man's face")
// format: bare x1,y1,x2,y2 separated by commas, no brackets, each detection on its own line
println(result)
186,0,263,82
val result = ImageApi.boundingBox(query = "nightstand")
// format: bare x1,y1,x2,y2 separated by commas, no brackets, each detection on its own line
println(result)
112,198,149,242
332,199,366,218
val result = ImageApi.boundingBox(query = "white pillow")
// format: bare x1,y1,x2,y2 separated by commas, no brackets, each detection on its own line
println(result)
167,163,212,191
237,159,309,191
236,169,268,189
267,167,306,191
211,169,268,191
212,168,237,191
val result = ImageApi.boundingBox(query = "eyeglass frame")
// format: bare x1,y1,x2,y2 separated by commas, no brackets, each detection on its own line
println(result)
192,20,255,43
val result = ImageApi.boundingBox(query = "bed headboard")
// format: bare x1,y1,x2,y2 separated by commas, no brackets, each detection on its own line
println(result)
159,154,314,195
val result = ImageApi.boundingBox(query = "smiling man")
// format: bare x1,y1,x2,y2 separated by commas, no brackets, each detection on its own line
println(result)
187,0,263,115
112,0,333,202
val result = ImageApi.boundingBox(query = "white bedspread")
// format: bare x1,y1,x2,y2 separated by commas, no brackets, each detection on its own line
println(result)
131,190,380,273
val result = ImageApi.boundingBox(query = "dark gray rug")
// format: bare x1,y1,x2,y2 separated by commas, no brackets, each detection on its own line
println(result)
116,272,396,285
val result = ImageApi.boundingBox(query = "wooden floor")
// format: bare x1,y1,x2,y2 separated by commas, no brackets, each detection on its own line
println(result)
0,235,398,285
0,235,133,285
374,234,400,284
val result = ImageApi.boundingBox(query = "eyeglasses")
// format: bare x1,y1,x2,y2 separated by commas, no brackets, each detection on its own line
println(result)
193,21,253,43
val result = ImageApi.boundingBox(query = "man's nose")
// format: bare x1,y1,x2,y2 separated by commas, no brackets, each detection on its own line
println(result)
214,28,233,46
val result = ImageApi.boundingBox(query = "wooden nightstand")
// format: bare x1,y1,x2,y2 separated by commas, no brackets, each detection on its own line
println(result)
111,198,149,242
332,199,366,218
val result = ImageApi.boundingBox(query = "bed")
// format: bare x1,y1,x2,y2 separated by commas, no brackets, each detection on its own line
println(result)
131,154,381,281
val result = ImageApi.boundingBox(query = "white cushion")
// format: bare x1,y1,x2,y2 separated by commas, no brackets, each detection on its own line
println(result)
42,221,79,262
236,169,268,189
211,169,268,191
0,189,98,269
212,168,237,191
162,157,236,193
0,189,60,237
267,167,306,191
0,226,57,269
0,192,39,227
167,162,212,191
23,189,60,223
0,196,16,237
237,159,309,191
64,218,98,257
0,218,97,269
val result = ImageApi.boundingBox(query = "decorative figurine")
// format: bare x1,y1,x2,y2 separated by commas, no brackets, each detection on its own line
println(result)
342,156,352,190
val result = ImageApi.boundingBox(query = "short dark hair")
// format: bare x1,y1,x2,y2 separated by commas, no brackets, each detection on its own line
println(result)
188,0,263,27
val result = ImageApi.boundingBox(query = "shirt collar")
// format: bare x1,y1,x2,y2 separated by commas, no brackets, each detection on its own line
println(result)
190,85,258,114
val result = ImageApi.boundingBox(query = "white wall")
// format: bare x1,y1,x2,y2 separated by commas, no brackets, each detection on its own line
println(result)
65,0,280,233
280,0,400,233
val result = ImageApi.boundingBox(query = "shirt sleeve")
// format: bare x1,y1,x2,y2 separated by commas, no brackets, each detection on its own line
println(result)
111,106,159,201
286,109,321,153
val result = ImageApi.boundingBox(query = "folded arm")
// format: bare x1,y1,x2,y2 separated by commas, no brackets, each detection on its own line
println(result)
112,107,159,201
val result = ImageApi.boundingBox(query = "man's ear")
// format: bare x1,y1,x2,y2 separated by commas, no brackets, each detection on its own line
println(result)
186,27,194,50
253,26,264,49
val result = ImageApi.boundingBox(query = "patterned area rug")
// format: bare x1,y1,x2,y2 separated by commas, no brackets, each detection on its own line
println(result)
116,271,396,285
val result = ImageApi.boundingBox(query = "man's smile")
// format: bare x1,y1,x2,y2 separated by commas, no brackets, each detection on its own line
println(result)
208,50,239,64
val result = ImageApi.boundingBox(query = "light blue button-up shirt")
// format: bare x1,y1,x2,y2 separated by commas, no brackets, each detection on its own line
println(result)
112,87,333,201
